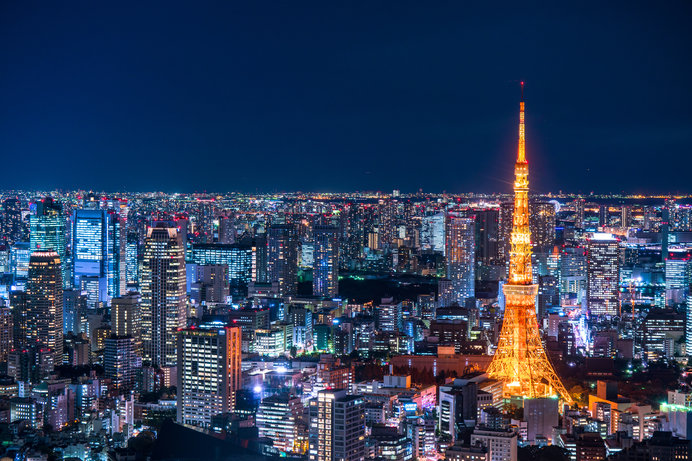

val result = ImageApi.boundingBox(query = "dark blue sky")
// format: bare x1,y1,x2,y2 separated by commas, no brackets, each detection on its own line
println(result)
1,2,690,194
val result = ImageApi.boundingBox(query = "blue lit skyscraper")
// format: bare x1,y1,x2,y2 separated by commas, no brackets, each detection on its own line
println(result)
313,225,339,298
30,197,68,288
445,215,475,304
72,209,108,304
72,207,125,305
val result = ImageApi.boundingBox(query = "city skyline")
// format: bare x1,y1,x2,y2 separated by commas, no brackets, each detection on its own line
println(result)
2,3,691,194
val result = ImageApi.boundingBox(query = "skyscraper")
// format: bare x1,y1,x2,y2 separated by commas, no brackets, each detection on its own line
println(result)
486,85,572,404
313,225,339,298
104,335,137,390
111,293,142,355
72,209,109,304
26,251,64,363
267,223,298,296
29,197,68,288
257,394,307,455
420,214,446,254
587,234,620,316
0,308,13,365
125,231,139,286
445,215,475,304
312,389,365,461
176,322,241,429
141,223,186,367
2,198,25,245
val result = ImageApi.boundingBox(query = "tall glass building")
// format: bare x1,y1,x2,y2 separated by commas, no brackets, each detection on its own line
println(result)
176,322,241,428
313,225,339,298
587,233,620,316
445,215,475,304
26,251,63,364
188,243,253,294
30,197,68,288
141,223,186,367
72,208,125,304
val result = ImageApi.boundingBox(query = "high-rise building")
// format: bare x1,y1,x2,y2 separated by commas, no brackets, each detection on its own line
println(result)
176,322,241,429
267,224,298,296
0,308,13,364
2,198,25,244
125,231,139,286
587,234,620,316
188,243,252,294
641,309,684,362
530,202,556,254
26,251,64,363
141,223,186,367
445,215,475,304
472,209,502,280
257,394,307,455
104,335,137,390
486,85,572,404
10,242,31,280
313,225,339,298
29,197,68,288
188,264,229,305
559,246,587,303
63,289,87,335
312,389,365,461
217,216,236,244
665,249,692,305
10,290,27,350
111,293,142,354
72,209,108,304
420,214,446,254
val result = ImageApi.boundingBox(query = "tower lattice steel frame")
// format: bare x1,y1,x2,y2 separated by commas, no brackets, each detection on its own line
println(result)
486,84,573,405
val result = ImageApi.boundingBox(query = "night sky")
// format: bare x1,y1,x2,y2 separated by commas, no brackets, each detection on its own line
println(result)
1,2,691,194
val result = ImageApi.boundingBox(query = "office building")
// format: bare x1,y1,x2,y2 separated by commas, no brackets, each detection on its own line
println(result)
10,290,27,349
188,243,253,294
313,225,339,298
29,197,68,288
267,224,298,296
257,393,307,454
63,289,87,336
125,231,139,285
26,251,63,362
587,234,620,316
313,389,365,461
72,209,109,304
420,214,445,254
0,308,12,364
176,323,241,429
445,215,475,304
111,293,142,354
2,198,25,244
141,223,186,367
104,335,137,390
470,428,517,461
188,264,229,305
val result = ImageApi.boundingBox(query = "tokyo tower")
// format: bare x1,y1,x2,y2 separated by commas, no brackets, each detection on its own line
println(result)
486,83,573,404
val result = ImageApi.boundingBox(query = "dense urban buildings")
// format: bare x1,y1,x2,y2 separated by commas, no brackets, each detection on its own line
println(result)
0,92,688,460
0,16,689,459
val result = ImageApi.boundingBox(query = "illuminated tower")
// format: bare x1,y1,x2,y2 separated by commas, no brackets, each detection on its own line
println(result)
141,223,186,367
26,251,64,363
486,84,572,404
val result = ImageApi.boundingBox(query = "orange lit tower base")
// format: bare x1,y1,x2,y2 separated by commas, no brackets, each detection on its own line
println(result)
486,84,573,405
